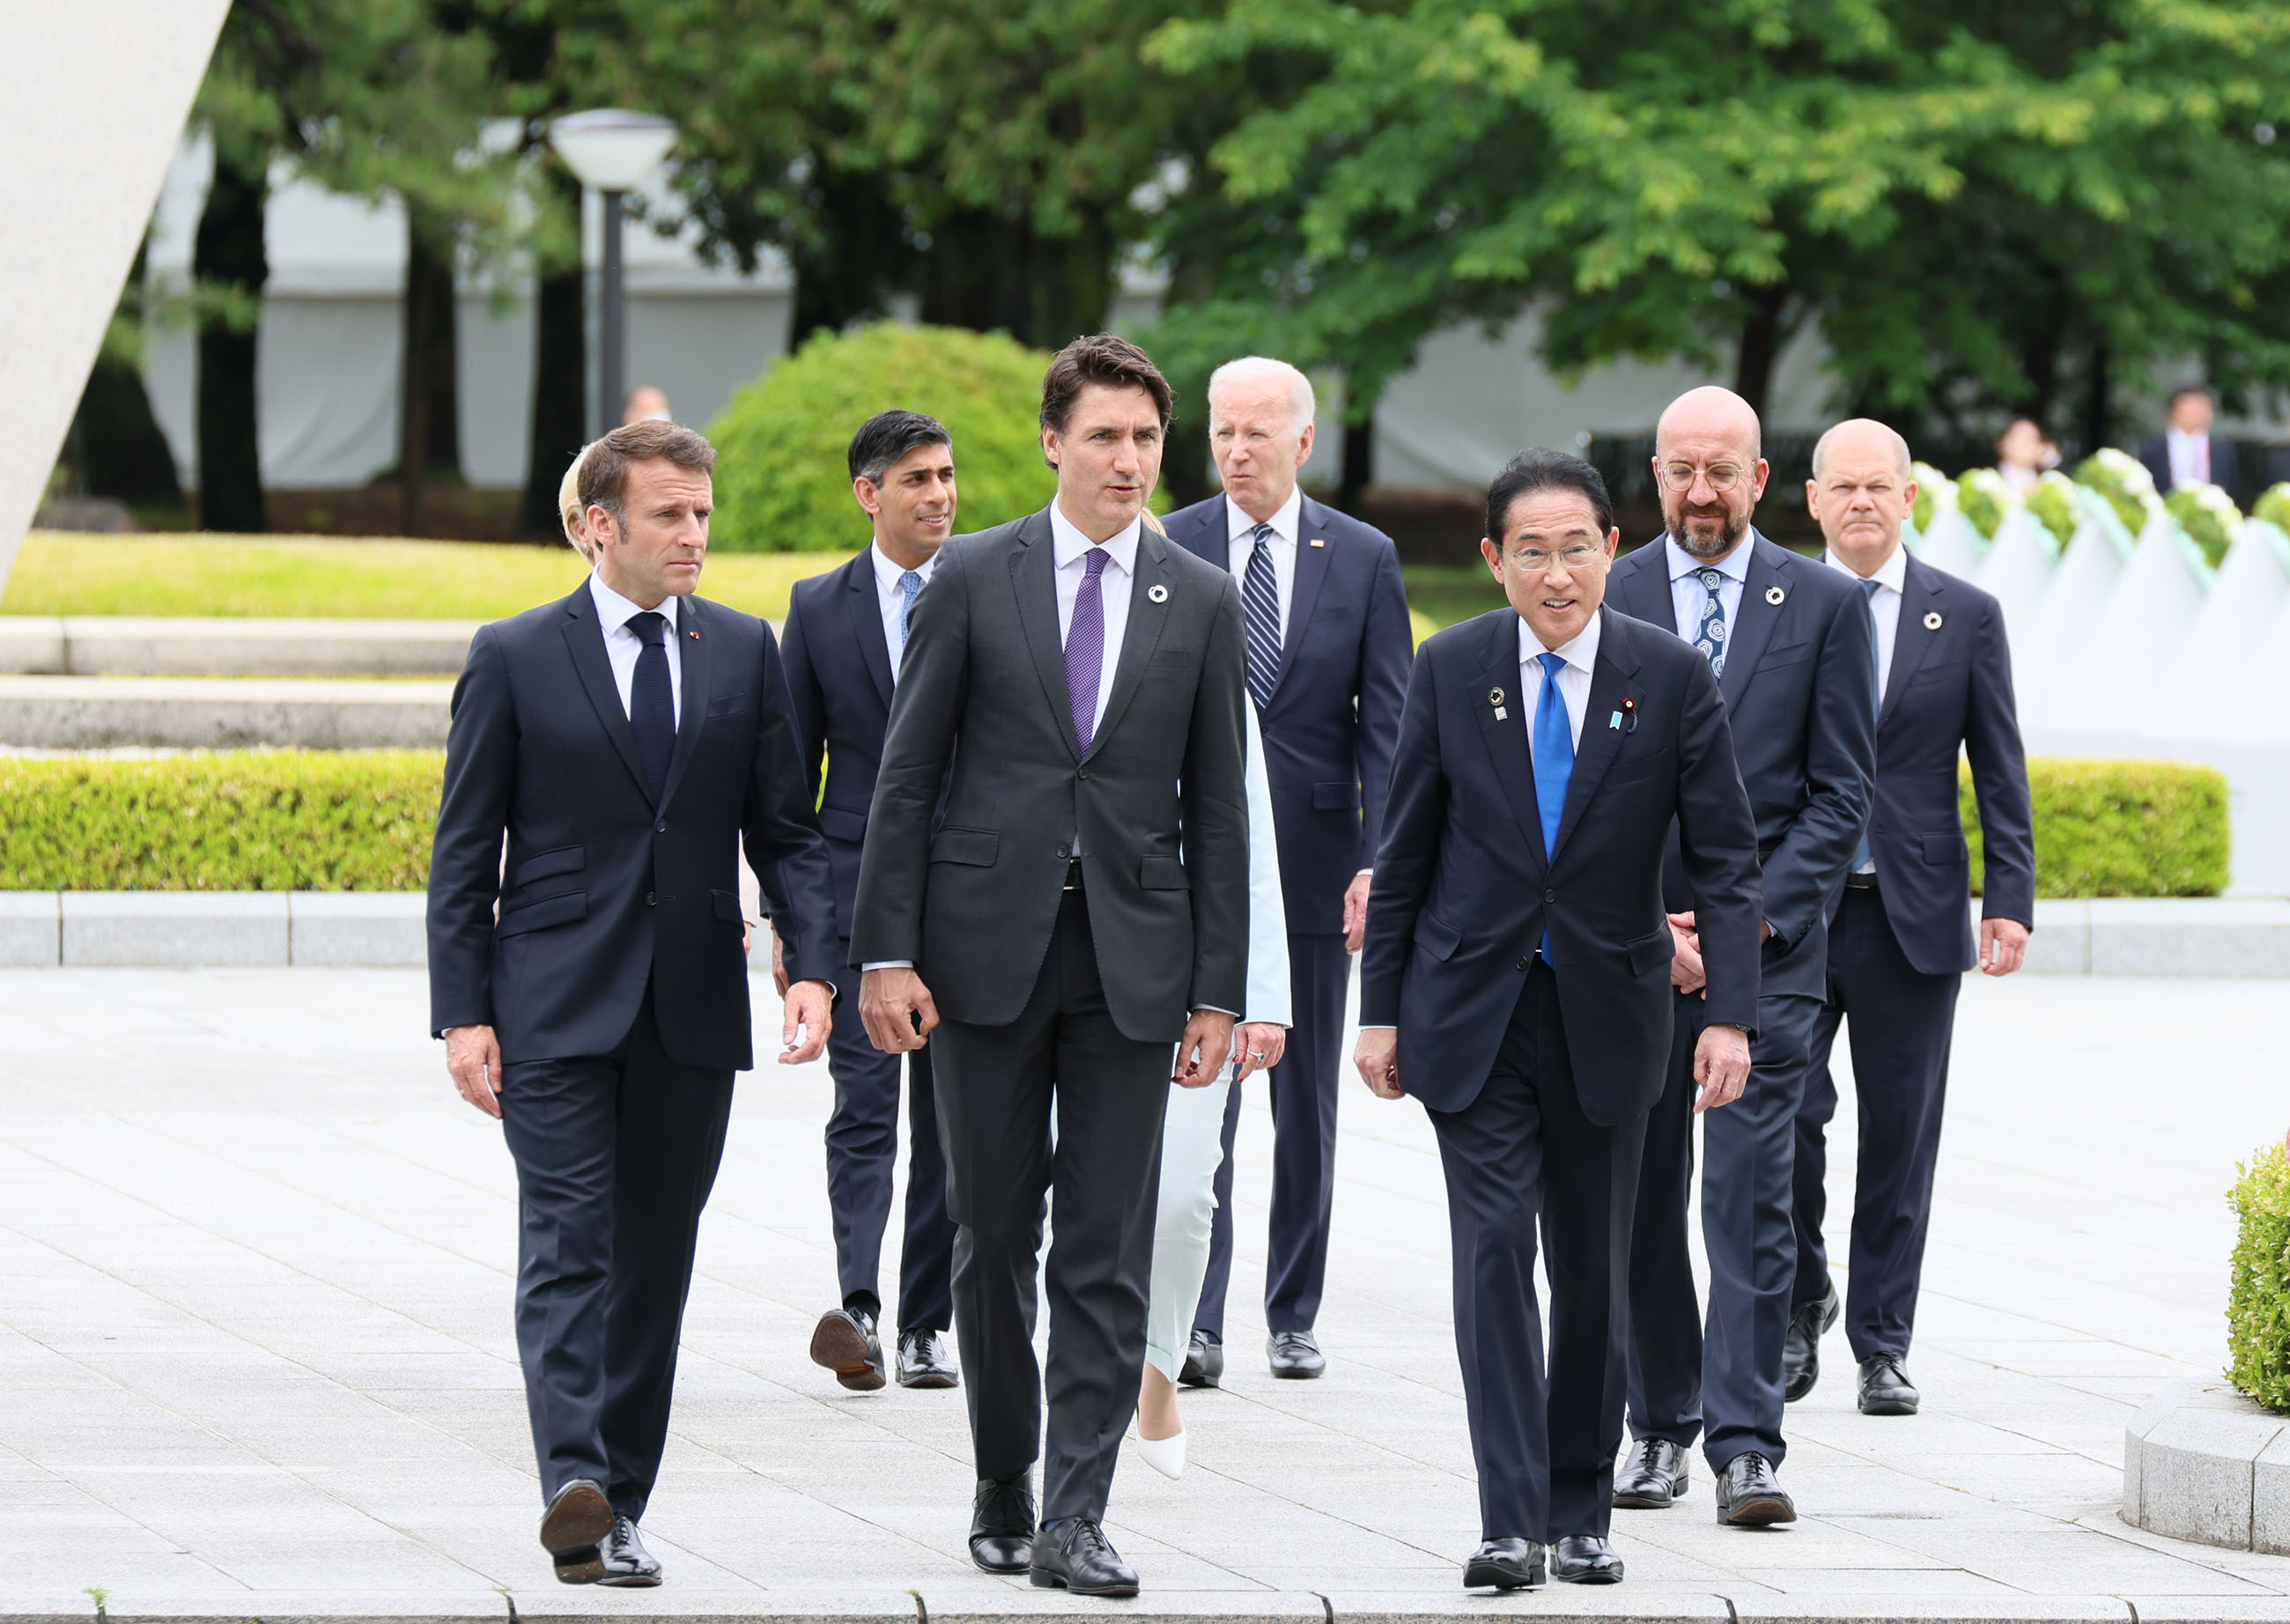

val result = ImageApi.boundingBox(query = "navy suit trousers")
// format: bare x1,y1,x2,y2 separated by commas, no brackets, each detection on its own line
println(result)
1628,978,1822,1473
821,956,957,1334
1430,963,1644,1543
1793,886,1961,1361
1195,931,1350,1339
499,982,733,1521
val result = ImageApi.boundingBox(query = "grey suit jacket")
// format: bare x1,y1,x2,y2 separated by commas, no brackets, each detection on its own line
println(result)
849,505,1252,1043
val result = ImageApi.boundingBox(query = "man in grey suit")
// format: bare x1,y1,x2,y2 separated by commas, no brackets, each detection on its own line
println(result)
850,334,1251,1598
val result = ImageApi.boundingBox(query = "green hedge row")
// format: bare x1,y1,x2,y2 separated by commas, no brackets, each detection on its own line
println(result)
0,752,438,890
0,750,2231,896
2228,1144,2290,1414
1962,757,2227,898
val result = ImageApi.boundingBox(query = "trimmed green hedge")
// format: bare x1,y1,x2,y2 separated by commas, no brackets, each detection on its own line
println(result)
2228,1144,2290,1414
1962,757,2228,898
0,752,439,890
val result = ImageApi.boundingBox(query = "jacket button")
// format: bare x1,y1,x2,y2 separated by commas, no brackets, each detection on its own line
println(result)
645,891,656,906
1543,888,1556,904
1077,767,1090,780
1516,956,1530,971
1055,845,1070,860
656,820,667,833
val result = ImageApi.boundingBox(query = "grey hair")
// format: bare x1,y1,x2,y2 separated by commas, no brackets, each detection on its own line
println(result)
1810,419,1912,481
1208,355,1316,429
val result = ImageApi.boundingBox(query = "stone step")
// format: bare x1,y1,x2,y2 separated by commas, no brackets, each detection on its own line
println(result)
0,674,449,749
0,615,481,675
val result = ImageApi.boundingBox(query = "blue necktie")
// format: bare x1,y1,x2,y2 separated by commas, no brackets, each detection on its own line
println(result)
1692,566,1729,675
628,610,674,802
1850,575,1881,873
898,569,923,653
1533,650,1574,961
1242,521,1282,708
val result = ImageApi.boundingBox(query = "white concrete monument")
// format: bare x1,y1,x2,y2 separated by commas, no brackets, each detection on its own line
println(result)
0,0,231,602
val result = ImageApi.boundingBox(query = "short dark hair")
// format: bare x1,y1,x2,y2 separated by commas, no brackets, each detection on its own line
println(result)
1485,448,1615,543
580,419,716,530
848,410,952,485
2168,385,2215,408
1040,333,1174,436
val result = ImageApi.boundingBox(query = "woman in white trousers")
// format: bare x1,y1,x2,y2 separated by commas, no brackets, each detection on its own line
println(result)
1134,703,1291,1479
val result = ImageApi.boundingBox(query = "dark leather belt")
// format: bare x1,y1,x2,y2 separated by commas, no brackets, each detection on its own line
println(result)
1843,871,1880,890
1063,860,1086,892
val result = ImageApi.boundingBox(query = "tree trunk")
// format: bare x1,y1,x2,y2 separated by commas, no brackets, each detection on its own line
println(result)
787,166,911,346
1339,406,1375,513
1732,284,1790,418
2082,336,2111,459
195,149,269,533
920,207,1112,350
399,209,462,536
69,241,185,512
519,257,589,541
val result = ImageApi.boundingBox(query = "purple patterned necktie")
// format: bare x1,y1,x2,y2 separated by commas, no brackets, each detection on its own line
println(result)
1066,545,1112,753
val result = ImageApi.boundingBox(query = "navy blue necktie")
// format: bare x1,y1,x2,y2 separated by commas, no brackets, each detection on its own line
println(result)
1533,651,1574,960
629,610,674,802
1850,575,1881,872
1242,521,1282,708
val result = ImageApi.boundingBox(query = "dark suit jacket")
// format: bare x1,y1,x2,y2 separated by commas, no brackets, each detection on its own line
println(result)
1163,493,1413,933
2138,434,2236,498
848,506,1252,1043
1607,531,1877,1000
1843,551,2035,976
778,548,901,934
427,586,839,1070
1360,606,1762,1122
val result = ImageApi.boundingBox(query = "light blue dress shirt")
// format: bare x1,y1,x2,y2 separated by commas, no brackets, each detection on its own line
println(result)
1663,533,1753,646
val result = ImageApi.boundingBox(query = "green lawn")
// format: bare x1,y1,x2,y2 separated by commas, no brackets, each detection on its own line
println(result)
1402,565,1507,631
3,533,853,621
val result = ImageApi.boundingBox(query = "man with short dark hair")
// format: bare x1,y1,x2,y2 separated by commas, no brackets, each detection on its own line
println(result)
1163,355,1413,1384
1360,448,1759,1590
851,334,1251,1598
772,410,963,1394
429,418,839,1587
2138,386,2237,496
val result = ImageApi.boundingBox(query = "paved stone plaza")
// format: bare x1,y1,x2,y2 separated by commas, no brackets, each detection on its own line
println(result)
2,966,2286,1621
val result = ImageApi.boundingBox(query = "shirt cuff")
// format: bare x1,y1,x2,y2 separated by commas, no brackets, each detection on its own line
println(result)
1193,1005,1240,1018
1358,1024,1396,1032
861,961,913,971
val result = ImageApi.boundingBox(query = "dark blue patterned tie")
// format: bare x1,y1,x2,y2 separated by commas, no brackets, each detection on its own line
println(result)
1533,651,1574,961
629,610,674,802
1693,566,1728,676
1242,521,1282,708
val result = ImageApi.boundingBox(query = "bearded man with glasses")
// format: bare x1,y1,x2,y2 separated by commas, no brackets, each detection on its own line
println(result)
1600,387,1877,1527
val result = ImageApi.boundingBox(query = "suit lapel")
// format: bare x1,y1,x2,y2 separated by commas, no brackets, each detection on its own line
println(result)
1269,498,1335,700
1718,535,1786,705
846,552,896,710
562,586,654,799
1552,608,1644,858
1472,615,1548,871
1088,526,1173,758
1008,509,1082,763
656,596,713,809
1879,550,1941,729
1608,543,1673,631
1169,503,1223,569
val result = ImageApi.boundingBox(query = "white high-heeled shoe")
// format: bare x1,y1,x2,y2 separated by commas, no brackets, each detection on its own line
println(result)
1134,1427,1186,1480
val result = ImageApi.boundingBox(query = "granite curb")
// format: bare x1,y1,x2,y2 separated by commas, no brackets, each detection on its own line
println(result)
2124,1382,2290,1555
0,675,453,749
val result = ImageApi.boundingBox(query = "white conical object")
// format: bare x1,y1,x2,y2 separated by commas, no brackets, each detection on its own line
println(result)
2053,514,2208,741
1133,1428,1186,1480
1914,507,1986,578
1976,506,2060,643
2153,520,2290,745
2015,518,2129,738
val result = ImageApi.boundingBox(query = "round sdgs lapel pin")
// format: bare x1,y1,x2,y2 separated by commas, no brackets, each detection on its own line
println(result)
1765,585,1786,606
1489,686,1508,720
1148,583,1169,603
1924,609,1944,631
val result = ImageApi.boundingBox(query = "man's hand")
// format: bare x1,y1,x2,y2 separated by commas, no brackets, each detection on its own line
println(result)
780,978,832,1064
445,1023,503,1119
1667,912,1707,995
1980,917,2029,977
1342,873,1372,953
1354,1027,1403,1099
860,967,938,1055
1175,1009,1237,1088
768,927,789,998
1694,1022,1752,1112
1233,1021,1286,1083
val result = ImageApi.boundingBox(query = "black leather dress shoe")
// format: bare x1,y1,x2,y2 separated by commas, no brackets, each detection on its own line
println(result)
540,1478,614,1581
1714,1452,1796,1525
811,1305,885,1391
897,1328,959,1389
1030,1517,1139,1597
1548,1533,1624,1583
1178,1330,1223,1388
969,1475,1036,1574
1858,1353,1920,1415
1461,1537,1544,1591
1784,1283,1839,1402
1267,1328,1326,1378
1612,1438,1688,1509
596,1516,662,1587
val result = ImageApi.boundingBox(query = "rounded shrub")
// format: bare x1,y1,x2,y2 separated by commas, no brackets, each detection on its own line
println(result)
705,323,1055,551
2228,1143,2290,1414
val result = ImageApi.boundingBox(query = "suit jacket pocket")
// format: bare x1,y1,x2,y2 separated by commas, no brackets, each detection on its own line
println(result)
1311,780,1362,811
818,805,868,843
1921,830,1969,865
706,688,749,719
711,889,743,922
1624,927,1675,976
930,826,1000,867
510,844,584,887
1754,639,1813,671
1139,854,1189,890
499,890,587,938
1415,911,1462,962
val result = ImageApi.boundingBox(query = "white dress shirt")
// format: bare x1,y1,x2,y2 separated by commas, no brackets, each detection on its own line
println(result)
1224,484,1303,643
588,572,683,724
870,543,939,682
1821,543,1905,708
1664,533,1752,646
1518,611,1599,758
2166,427,2212,491
1048,500,1141,743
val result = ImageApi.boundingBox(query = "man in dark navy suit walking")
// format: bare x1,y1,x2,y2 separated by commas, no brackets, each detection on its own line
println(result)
1163,356,1413,1383
1786,419,2035,1416
772,410,964,1395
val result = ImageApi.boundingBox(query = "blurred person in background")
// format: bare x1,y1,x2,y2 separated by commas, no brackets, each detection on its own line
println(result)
2139,386,2236,494
1992,417,2050,498
624,384,673,425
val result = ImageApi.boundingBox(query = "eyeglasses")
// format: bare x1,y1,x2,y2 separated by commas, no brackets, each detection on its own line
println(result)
1658,461,1747,492
1508,543,1607,571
